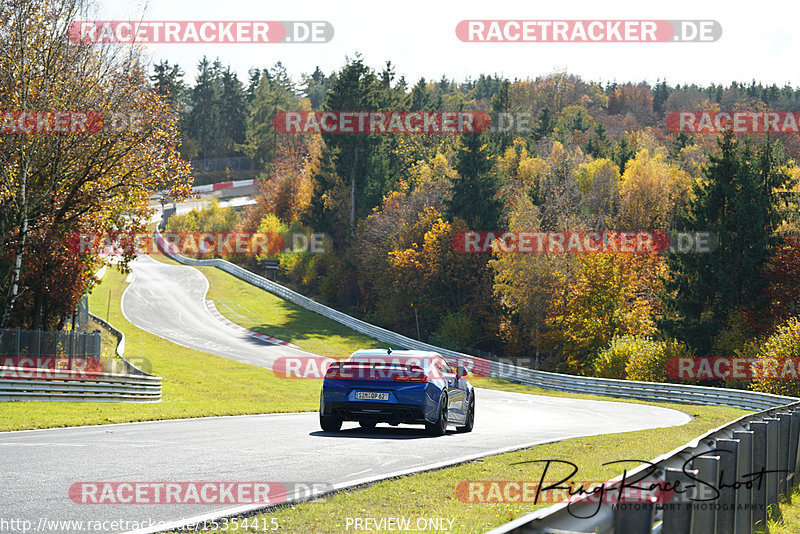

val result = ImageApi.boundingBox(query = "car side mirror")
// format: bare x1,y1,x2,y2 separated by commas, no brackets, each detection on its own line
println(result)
455,366,468,379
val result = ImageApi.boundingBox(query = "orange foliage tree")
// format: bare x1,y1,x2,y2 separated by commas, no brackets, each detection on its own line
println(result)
544,253,668,373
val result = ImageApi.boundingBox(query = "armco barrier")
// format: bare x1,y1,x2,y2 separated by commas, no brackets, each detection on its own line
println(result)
0,368,162,402
0,315,161,402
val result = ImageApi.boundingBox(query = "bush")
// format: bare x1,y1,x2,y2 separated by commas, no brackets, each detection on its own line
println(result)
429,312,477,352
594,335,693,383
318,254,347,303
653,339,695,384
723,339,761,390
711,309,753,357
751,317,800,396
593,335,657,379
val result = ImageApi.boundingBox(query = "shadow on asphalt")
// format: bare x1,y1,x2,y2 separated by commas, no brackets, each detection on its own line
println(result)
310,425,454,439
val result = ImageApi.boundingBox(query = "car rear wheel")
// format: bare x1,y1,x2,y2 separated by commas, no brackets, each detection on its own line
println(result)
456,394,474,433
358,420,376,430
320,413,342,432
425,394,448,436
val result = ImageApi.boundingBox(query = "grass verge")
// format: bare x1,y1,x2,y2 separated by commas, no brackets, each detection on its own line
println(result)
768,486,800,533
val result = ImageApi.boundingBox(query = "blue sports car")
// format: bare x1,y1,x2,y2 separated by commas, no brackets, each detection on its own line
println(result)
319,349,475,435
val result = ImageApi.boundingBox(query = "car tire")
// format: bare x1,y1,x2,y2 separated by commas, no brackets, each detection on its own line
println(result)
456,394,474,433
358,420,376,430
425,394,448,436
320,413,342,432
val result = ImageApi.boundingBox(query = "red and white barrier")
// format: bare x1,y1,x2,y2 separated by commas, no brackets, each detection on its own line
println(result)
192,179,258,194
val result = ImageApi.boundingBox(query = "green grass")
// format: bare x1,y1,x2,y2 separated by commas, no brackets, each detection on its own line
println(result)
765,486,800,533
0,267,322,431
183,403,746,534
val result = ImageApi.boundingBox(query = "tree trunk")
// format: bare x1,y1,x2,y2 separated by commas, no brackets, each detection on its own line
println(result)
1,171,28,329
350,146,358,238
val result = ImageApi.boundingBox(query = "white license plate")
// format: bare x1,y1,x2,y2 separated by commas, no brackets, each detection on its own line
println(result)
357,391,389,401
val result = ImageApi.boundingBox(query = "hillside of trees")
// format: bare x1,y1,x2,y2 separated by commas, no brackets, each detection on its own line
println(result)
160,54,800,393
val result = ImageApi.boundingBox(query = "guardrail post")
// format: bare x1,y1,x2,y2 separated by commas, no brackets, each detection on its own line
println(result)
732,430,754,534
776,413,792,496
794,412,800,488
789,412,800,485
92,331,101,357
662,467,697,534
34,328,41,358
749,421,769,529
715,438,739,534
762,417,780,512
690,455,719,534
613,502,653,533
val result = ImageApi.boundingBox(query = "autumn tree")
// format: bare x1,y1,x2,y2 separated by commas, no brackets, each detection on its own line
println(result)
490,194,571,359
544,253,667,373
753,232,800,333
576,158,620,228
616,149,691,231
239,135,318,232
0,0,190,329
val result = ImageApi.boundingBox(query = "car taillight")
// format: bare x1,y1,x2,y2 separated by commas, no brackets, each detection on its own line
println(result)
394,365,428,383
324,362,353,380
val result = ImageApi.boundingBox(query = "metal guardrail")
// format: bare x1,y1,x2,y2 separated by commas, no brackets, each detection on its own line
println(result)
154,229,792,411
0,316,162,403
0,367,162,402
487,400,800,534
